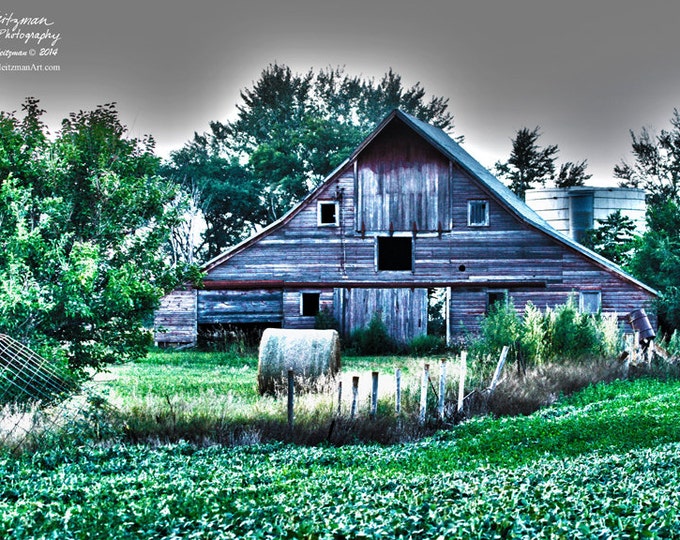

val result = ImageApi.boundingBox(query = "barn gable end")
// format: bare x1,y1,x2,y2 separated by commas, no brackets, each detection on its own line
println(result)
155,110,657,347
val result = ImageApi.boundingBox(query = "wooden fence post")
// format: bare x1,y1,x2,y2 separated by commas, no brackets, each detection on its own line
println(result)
419,363,430,425
438,358,447,420
457,351,467,414
350,376,359,419
371,371,379,419
287,369,294,430
489,346,509,393
337,380,343,415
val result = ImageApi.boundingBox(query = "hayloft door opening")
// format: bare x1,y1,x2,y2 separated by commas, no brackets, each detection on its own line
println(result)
376,236,413,271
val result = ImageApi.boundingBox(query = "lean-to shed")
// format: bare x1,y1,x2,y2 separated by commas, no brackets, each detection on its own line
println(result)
154,110,657,347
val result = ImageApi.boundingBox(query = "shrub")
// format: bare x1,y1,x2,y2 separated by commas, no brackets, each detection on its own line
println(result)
314,307,339,331
544,297,621,361
470,296,623,381
664,329,680,357
469,298,521,375
348,312,399,355
480,297,521,356
519,301,546,365
408,334,447,356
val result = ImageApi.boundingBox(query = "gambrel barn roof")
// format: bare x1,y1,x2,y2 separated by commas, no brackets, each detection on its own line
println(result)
202,109,656,297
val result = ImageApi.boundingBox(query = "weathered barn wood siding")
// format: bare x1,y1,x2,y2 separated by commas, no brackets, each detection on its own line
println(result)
204,154,654,340
337,288,428,344
283,289,334,329
153,289,197,345
191,113,657,345
197,289,282,324
357,119,451,232
207,165,557,286
447,250,657,333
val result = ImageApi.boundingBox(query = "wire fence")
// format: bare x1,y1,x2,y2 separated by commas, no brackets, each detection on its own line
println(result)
0,334,80,451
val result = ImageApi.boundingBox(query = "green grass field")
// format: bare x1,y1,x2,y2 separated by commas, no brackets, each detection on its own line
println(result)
2,352,680,538
88,351,436,446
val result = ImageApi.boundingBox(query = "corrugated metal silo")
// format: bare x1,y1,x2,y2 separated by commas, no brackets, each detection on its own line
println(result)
525,186,646,243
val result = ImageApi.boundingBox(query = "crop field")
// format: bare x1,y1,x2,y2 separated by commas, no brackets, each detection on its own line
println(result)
2,352,680,538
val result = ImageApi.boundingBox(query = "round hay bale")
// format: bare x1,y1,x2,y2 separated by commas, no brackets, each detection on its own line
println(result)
257,328,341,395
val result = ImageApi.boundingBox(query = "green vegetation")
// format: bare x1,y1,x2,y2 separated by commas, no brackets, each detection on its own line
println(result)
493,126,591,200
0,99,195,372
347,312,399,355
469,296,621,379
93,351,434,446
2,376,680,538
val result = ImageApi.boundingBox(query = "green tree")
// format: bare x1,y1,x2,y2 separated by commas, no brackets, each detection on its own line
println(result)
224,64,455,219
615,109,680,206
0,99,189,371
164,64,456,261
161,135,265,261
494,127,558,200
555,160,592,188
615,110,680,332
581,210,638,266
625,201,680,331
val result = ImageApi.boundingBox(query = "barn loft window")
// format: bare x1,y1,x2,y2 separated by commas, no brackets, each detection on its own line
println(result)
301,293,321,316
317,201,339,226
377,236,413,271
579,291,601,314
468,200,489,227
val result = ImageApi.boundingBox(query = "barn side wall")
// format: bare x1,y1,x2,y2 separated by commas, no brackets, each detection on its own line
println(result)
153,289,197,346
186,121,657,346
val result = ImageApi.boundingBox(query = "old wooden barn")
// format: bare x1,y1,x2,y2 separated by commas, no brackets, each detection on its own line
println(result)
154,109,657,347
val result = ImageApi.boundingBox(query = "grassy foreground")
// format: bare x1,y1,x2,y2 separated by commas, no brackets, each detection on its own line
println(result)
2,375,680,538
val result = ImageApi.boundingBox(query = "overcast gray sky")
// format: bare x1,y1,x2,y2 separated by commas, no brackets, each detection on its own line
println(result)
2,0,680,183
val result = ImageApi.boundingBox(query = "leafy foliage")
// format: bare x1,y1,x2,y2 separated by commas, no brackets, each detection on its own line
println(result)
348,312,400,355
555,159,592,188
161,139,264,261
614,109,680,333
0,99,190,371
495,126,592,199
626,200,680,331
313,307,339,331
477,296,521,361
471,297,621,375
408,334,447,356
615,108,680,207
494,126,558,199
581,209,639,266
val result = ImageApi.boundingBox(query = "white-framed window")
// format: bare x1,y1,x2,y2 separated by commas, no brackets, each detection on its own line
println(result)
300,292,321,316
317,201,339,226
579,291,601,314
468,200,489,227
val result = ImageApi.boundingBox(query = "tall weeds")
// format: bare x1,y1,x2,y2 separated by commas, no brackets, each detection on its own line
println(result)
470,296,622,380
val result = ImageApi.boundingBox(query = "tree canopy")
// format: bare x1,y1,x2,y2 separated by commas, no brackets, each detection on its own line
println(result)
163,64,456,262
581,210,638,267
494,127,558,200
615,109,680,207
495,127,591,199
613,110,680,332
0,98,190,371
